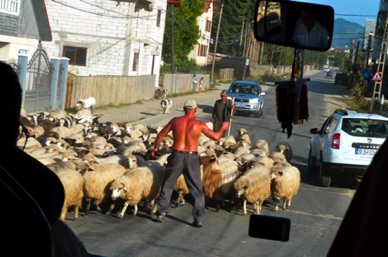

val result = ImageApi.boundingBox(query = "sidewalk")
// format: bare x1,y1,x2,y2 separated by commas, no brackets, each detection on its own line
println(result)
95,83,228,127
94,70,323,127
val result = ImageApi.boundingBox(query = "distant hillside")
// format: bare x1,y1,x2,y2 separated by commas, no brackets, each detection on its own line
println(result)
332,18,365,49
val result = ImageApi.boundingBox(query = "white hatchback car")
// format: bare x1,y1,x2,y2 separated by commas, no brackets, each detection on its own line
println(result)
308,108,388,187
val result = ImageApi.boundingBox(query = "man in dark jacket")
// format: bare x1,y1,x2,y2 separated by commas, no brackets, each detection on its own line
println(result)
211,90,234,133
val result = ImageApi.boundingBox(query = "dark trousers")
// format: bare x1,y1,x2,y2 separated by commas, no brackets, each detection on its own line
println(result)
157,151,205,222
213,119,222,132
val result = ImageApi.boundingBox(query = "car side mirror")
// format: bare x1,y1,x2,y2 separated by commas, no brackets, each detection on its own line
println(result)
254,0,334,52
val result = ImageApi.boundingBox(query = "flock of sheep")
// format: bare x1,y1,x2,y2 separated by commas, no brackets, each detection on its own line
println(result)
17,97,301,221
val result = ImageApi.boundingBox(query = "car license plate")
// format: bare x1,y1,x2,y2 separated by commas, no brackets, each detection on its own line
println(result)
355,148,377,155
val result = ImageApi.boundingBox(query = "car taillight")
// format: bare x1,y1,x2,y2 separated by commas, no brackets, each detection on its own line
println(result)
332,133,340,149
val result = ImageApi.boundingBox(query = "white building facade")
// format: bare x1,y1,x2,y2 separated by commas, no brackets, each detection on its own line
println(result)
188,0,213,66
42,0,166,86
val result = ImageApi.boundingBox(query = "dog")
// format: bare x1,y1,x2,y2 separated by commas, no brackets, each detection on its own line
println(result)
156,88,167,100
75,96,96,113
160,99,173,114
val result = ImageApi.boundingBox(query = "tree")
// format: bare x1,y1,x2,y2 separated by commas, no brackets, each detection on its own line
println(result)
162,0,204,70
211,0,256,56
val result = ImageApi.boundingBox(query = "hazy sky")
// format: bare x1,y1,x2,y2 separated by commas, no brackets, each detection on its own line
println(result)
294,0,380,26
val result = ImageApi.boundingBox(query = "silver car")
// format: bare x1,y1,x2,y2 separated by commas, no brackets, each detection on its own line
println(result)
226,80,265,117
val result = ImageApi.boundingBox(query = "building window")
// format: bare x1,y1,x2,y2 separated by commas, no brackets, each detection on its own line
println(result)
0,0,20,15
205,19,212,32
62,46,87,66
197,44,208,57
157,10,161,27
132,52,139,71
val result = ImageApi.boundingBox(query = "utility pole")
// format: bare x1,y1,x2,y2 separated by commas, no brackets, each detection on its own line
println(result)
350,40,360,87
370,19,388,112
170,6,175,74
242,21,253,80
239,16,246,56
211,3,223,83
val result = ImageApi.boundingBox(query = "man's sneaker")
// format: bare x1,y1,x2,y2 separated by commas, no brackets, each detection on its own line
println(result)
191,220,203,227
155,213,166,223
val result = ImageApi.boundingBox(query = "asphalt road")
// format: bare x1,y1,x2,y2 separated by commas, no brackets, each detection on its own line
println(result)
65,71,355,257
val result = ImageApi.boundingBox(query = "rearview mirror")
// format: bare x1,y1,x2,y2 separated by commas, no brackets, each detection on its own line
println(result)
254,0,334,51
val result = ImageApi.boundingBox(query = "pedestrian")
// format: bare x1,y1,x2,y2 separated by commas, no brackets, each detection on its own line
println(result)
192,74,198,92
198,77,204,93
211,89,234,133
0,61,94,257
151,99,229,227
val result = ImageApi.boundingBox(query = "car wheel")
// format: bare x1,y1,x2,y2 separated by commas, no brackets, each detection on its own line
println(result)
318,160,331,187
307,149,317,174
255,109,263,117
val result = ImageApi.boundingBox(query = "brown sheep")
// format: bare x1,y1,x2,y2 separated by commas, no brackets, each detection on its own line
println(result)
200,154,242,212
234,166,272,215
173,174,189,207
53,168,84,221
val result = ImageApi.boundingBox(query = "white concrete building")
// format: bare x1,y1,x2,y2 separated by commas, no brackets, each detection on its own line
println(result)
188,0,213,66
41,0,166,87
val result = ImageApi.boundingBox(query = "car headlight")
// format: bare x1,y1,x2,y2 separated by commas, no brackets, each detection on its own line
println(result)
249,98,259,103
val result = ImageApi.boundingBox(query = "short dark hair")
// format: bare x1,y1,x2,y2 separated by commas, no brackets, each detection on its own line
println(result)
0,61,23,144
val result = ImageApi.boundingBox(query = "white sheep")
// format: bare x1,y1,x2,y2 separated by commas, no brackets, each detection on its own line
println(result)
120,139,148,156
245,155,275,171
219,135,237,149
270,163,301,211
234,166,272,215
110,159,166,218
75,96,96,112
274,141,293,163
252,138,270,156
82,163,127,215
235,128,251,146
270,151,289,165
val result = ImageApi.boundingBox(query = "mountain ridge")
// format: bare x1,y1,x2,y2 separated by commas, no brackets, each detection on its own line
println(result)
332,18,365,49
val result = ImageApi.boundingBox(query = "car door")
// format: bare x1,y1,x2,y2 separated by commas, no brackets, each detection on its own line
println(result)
311,115,335,160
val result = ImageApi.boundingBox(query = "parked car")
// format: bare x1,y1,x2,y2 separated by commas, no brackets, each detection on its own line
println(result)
226,80,265,117
326,69,335,77
334,72,348,85
308,108,388,187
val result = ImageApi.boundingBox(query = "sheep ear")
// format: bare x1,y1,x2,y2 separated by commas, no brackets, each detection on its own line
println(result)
121,183,127,192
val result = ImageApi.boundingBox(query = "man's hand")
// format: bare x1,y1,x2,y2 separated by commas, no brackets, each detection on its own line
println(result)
151,149,159,158
221,122,230,131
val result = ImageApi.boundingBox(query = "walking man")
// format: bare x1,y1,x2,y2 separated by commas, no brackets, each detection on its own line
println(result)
151,100,229,227
211,90,234,132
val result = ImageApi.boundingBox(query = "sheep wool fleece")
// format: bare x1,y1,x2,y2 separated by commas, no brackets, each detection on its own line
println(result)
157,151,205,222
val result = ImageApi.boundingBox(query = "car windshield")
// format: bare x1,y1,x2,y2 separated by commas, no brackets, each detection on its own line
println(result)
342,119,388,138
230,83,261,94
